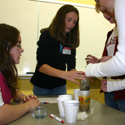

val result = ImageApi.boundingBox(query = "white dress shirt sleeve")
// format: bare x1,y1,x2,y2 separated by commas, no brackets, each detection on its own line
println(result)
107,78,125,92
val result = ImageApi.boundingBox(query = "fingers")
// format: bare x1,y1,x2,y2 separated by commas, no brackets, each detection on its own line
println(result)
74,71,86,78
22,96,28,102
33,95,37,99
75,72,86,80
34,99,41,107
88,77,94,82
101,86,104,91
73,80,80,85
76,71,85,75
85,57,90,60
22,95,38,102
86,60,90,65
36,98,40,103
27,98,40,104
86,54,93,58
29,94,37,99
85,56,93,64
101,79,107,84
101,85,107,92
85,57,92,61
65,71,86,84
85,55,93,61
26,98,41,111
85,56,99,64
101,80,107,92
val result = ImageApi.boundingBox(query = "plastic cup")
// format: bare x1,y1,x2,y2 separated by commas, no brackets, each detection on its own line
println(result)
78,90,91,111
73,89,80,100
63,100,79,123
80,78,90,91
57,97,72,117
32,105,47,118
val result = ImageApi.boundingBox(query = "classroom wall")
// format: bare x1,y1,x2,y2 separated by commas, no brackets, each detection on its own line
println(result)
0,0,114,74
52,0,95,6
0,0,38,74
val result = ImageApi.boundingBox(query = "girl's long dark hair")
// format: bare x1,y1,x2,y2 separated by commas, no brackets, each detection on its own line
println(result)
40,4,80,49
0,23,19,97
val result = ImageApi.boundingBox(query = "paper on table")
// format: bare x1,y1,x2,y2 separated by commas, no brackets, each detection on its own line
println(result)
77,108,94,120
38,98,57,103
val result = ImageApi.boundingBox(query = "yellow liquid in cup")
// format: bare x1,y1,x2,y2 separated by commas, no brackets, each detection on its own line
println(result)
78,95,90,111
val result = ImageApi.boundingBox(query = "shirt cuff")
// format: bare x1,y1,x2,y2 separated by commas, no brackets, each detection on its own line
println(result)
107,79,124,92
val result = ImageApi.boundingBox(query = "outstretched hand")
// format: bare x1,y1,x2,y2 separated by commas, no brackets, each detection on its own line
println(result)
62,71,86,84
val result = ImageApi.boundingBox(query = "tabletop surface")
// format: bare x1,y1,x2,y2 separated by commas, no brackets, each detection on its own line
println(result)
6,96,125,125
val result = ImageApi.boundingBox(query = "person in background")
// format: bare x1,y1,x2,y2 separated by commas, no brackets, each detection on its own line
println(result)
85,3,125,113
85,2,115,65
30,4,84,95
0,23,41,124
84,0,125,95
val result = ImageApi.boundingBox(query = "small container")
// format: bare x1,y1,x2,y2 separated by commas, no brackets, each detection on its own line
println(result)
32,105,47,118
79,78,90,91
78,90,91,111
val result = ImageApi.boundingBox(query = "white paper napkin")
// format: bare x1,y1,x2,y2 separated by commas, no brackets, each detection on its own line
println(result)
77,108,94,120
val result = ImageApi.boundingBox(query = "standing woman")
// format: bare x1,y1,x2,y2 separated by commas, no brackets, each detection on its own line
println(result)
85,0,125,82
31,4,84,95
0,24,40,124
85,3,125,113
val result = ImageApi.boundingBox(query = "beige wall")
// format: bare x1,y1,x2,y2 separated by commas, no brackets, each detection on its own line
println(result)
55,0,95,6
0,0,114,74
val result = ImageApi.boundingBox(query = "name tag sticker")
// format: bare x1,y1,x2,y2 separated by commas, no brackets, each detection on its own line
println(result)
62,47,71,55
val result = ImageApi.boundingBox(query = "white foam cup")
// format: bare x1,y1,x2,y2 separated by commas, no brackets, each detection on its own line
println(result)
63,100,79,123
79,90,89,96
73,89,80,100
58,94,72,99
57,97,72,117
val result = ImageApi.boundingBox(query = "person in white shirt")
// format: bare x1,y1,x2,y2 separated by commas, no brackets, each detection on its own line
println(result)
85,0,125,93
85,2,125,113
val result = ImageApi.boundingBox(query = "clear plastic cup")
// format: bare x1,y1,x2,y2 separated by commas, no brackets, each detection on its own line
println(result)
32,105,47,118
78,90,91,111
80,78,90,91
